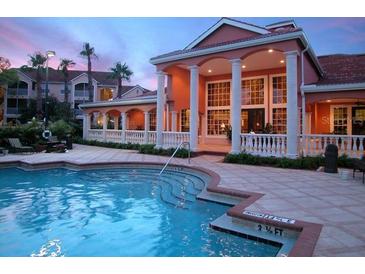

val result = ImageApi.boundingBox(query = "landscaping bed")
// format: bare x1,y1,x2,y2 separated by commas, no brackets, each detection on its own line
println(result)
224,152,355,170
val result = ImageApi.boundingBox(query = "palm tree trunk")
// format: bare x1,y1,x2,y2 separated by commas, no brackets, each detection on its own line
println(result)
36,70,42,113
87,56,93,102
117,77,122,98
64,79,68,103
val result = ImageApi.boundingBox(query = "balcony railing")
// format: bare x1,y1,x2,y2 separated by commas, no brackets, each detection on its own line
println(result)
86,129,189,148
302,134,365,158
75,90,88,97
241,133,287,157
6,107,23,115
7,88,28,96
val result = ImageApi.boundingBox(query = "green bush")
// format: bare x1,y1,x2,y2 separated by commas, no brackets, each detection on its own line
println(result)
49,119,74,140
224,153,354,170
0,120,43,146
73,138,189,158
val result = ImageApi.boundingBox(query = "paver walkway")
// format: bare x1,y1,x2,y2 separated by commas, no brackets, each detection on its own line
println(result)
1,144,364,256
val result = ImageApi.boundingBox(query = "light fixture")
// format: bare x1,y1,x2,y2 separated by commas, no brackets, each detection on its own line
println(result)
268,49,274,53
242,65,246,69
326,99,332,103
208,69,212,73
220,123,226,129
46,50,56,58
280,60,285,64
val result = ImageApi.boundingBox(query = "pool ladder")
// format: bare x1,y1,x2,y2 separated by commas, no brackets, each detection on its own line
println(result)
159,141,191,176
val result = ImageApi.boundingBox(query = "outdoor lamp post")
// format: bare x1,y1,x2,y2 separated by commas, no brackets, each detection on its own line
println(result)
44,50,56,128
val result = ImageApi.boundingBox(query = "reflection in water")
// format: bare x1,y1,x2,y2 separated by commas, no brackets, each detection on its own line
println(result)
0,167,280,257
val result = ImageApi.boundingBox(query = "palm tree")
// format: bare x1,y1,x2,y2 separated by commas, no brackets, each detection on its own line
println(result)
58,58,75,103
80,42,97,102
21,52,47,113
109,62,133,98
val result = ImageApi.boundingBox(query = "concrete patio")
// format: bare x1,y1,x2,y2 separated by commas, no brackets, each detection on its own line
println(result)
0,144,364,256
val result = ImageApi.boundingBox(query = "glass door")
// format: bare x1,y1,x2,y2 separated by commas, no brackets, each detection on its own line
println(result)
352,107,365,135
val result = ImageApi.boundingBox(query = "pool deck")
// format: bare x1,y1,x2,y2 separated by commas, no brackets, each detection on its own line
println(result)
1,144,365,257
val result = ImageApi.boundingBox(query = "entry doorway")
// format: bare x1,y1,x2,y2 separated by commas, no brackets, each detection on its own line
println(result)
352,107,365,135
241,108,265,133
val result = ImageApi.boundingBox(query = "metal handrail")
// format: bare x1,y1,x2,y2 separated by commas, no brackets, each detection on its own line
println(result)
159,141,191,176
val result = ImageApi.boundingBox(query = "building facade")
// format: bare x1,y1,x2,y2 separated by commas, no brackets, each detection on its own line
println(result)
81,18,365,158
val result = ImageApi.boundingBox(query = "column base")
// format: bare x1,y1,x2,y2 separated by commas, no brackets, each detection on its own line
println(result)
230,149,241,155
286,153,298,159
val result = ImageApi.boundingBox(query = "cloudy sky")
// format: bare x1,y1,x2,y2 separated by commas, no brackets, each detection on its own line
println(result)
1,17,364,89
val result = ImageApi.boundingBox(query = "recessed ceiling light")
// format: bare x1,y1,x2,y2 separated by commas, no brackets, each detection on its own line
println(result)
280,60,285,64
268,49,274,53
326,99,332,103
242,65,246,69
208,69,212,73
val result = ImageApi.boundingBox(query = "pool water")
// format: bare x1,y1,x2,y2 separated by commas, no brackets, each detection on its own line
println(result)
0,167,279,257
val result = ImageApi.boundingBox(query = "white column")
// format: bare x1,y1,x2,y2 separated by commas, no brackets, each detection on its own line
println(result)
121,112,126,143
102,113,107,141
230,59,242,154
166,104,170,131
156,71,165,148
71,84,75,108
82,113,89,139
144,111,150,144
171,111,177,132
189,65,199,151
93,81,97,102
286,51,299,158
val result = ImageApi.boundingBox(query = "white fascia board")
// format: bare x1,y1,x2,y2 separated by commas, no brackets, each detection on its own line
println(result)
185,18,269,50
79,96,157,109
151,30,323,74
303,82,365,93
266,20,297,29
16,70,34,81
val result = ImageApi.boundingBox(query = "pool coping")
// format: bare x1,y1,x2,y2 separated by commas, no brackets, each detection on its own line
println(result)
0,160,323,257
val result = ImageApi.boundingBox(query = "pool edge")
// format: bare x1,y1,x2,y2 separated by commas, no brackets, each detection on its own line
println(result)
0,159,323,257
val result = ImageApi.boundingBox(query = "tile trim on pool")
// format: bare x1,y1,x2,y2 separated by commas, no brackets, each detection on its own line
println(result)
0,160,323,257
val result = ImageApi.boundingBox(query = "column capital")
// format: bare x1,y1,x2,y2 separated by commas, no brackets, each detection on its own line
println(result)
156,71,166,76
285,50,299,57
230,58,241,64
144,111,149,115
188,65,199,70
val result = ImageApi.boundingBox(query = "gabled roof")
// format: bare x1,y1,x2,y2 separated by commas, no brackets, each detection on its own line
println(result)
17,68,118,86
316,54,365,85
185,17,270,50
266,20,297,30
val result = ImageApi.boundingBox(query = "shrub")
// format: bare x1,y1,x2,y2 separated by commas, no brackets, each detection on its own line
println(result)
49,119,74,139
224,152,355,170
0,120,42,146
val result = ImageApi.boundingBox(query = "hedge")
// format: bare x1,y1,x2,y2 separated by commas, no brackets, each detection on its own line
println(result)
74,138,189,158
223,153,355,170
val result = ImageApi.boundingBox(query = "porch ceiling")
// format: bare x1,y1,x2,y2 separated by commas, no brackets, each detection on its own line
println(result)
177,50,286,76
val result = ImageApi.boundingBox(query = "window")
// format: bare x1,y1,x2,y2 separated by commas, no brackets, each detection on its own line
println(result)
272,108,287,134
180,109,190,132
207,82,230,107
207,109,230,135
333,107,348,135
242,78,264,105
149,111,156,131
272,76,287,104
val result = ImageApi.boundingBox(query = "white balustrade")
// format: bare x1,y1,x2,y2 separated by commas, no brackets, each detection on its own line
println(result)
147,131,157,144
87,129,104,141
302,134,365,158
125,130,145,144
163,132,190,148
241,134,287,157
105,130,122,143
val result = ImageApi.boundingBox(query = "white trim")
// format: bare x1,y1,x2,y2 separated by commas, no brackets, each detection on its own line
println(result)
185,18,269,50
15,70,34,81
118,85,142,98
330,104,353,135
79,96,157,109
150,30,323,76
266,20,297,29
303,82,365,93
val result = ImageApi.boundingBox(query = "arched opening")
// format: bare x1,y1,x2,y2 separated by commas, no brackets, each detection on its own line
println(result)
126,108,145,130
106,109,121,130
90,111,103,129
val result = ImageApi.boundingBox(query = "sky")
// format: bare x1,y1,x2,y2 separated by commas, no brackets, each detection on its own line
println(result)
1,17,365,90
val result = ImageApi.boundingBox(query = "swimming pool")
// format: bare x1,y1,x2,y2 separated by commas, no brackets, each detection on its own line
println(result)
0,165,280,257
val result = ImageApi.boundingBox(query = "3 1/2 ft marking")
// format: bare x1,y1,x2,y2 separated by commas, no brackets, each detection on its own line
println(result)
257,224,283,236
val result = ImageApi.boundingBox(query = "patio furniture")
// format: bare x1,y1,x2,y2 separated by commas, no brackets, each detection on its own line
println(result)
7,138,34,153
0,147,8,156
353,158,365,184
